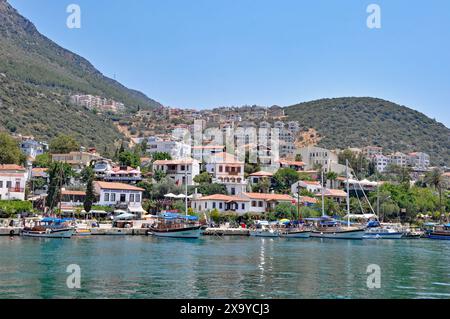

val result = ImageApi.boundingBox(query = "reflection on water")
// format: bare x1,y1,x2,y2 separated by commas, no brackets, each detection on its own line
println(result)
0,236,449,299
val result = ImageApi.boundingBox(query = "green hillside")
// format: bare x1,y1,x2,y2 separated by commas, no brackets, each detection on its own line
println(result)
285,97,450,166
0,0,161,153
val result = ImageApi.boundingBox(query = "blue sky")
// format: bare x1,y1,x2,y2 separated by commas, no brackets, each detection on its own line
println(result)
9,0,450,127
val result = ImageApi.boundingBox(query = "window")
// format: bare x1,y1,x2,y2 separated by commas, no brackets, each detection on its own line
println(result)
258,201,263,207
130,194,135,202
241,203,245,210
104,193,110,202
0,181,3,188
252,201,257,207
205,202,208,209
111,193,116,202
6,181,11,188
135,194,140,202
213,202,216,209
219,166,223,172
219,203,223,209
120,194,126,202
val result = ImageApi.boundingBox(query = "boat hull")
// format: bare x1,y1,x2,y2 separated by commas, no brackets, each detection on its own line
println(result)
0,227,21,236
250,230,279,238
311,229,365,240
21,228,74,239
428,233,450,240
363,232,404,239
280,230,311,238
149,226,203,239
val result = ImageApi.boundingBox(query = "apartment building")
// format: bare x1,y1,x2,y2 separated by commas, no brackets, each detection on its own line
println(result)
152,158,200,186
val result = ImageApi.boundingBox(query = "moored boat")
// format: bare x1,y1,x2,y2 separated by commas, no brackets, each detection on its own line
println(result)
363,221,404,239
279,228,311,238
0,219,22,236
21,218,75,239
427,224,450,240
147,212,204,239
250,226,280,238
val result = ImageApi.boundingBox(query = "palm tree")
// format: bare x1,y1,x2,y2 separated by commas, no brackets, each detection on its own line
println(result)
425,168,444,220
326,171,338,189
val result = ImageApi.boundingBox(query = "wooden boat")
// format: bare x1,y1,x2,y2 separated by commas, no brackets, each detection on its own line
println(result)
147,212,204,239
310,219,366,239
427,224,450,240
310,165,365,240
21,218,75,239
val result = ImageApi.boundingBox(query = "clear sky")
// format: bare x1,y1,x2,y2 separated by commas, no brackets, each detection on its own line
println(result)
8,0,450,127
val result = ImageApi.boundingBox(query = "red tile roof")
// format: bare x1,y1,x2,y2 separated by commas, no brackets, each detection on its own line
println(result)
243,193,294,201
153,159,195,165
0,164,25,171
196,194,249,202
249,171,273,177
94,181,144,191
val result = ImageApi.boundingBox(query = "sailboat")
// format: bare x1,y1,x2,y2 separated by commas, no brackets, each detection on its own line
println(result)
310,162,366,240
148,160,204,239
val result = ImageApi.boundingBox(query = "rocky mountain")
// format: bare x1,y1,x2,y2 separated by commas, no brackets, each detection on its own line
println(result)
0,0,161,154
285,97,450,166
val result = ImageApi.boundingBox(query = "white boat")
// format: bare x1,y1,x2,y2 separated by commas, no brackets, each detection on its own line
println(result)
310,224,366,239
363,221,404,239
250,225,280,237
279,228,311,238
0,219,22,236
21,218,75,239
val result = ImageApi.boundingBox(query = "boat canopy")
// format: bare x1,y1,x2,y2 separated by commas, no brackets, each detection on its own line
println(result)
41,217,74,223
160,212,198,221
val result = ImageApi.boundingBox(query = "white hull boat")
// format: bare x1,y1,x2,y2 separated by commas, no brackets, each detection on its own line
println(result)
364,227,404,239
0,227,21,236
21,228,75,238
311,228,366,240
280,229,311,238
250,229,279,238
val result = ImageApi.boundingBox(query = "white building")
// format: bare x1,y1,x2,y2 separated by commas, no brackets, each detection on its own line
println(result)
373,154,390,173
20,139,47,160
208,152,247,195
192,192,294,215
389,152,408,167
408,152,430,171
0,165,28,201
192,145,225,163
192,194,249,215
153,158,200,186
146,136,191,160
291,180,322,195
94,181,145,215
296,146,343,173
363,146,383,158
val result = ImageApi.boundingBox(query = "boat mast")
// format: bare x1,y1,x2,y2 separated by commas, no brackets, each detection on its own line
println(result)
321,170,325,217
346,160,350,227
185,160,188,217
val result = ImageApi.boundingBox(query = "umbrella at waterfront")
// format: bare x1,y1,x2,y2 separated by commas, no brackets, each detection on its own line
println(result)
114,213,136,220
164,193,177,198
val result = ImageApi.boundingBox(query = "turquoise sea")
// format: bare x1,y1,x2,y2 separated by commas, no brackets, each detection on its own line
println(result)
0,236,449,299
